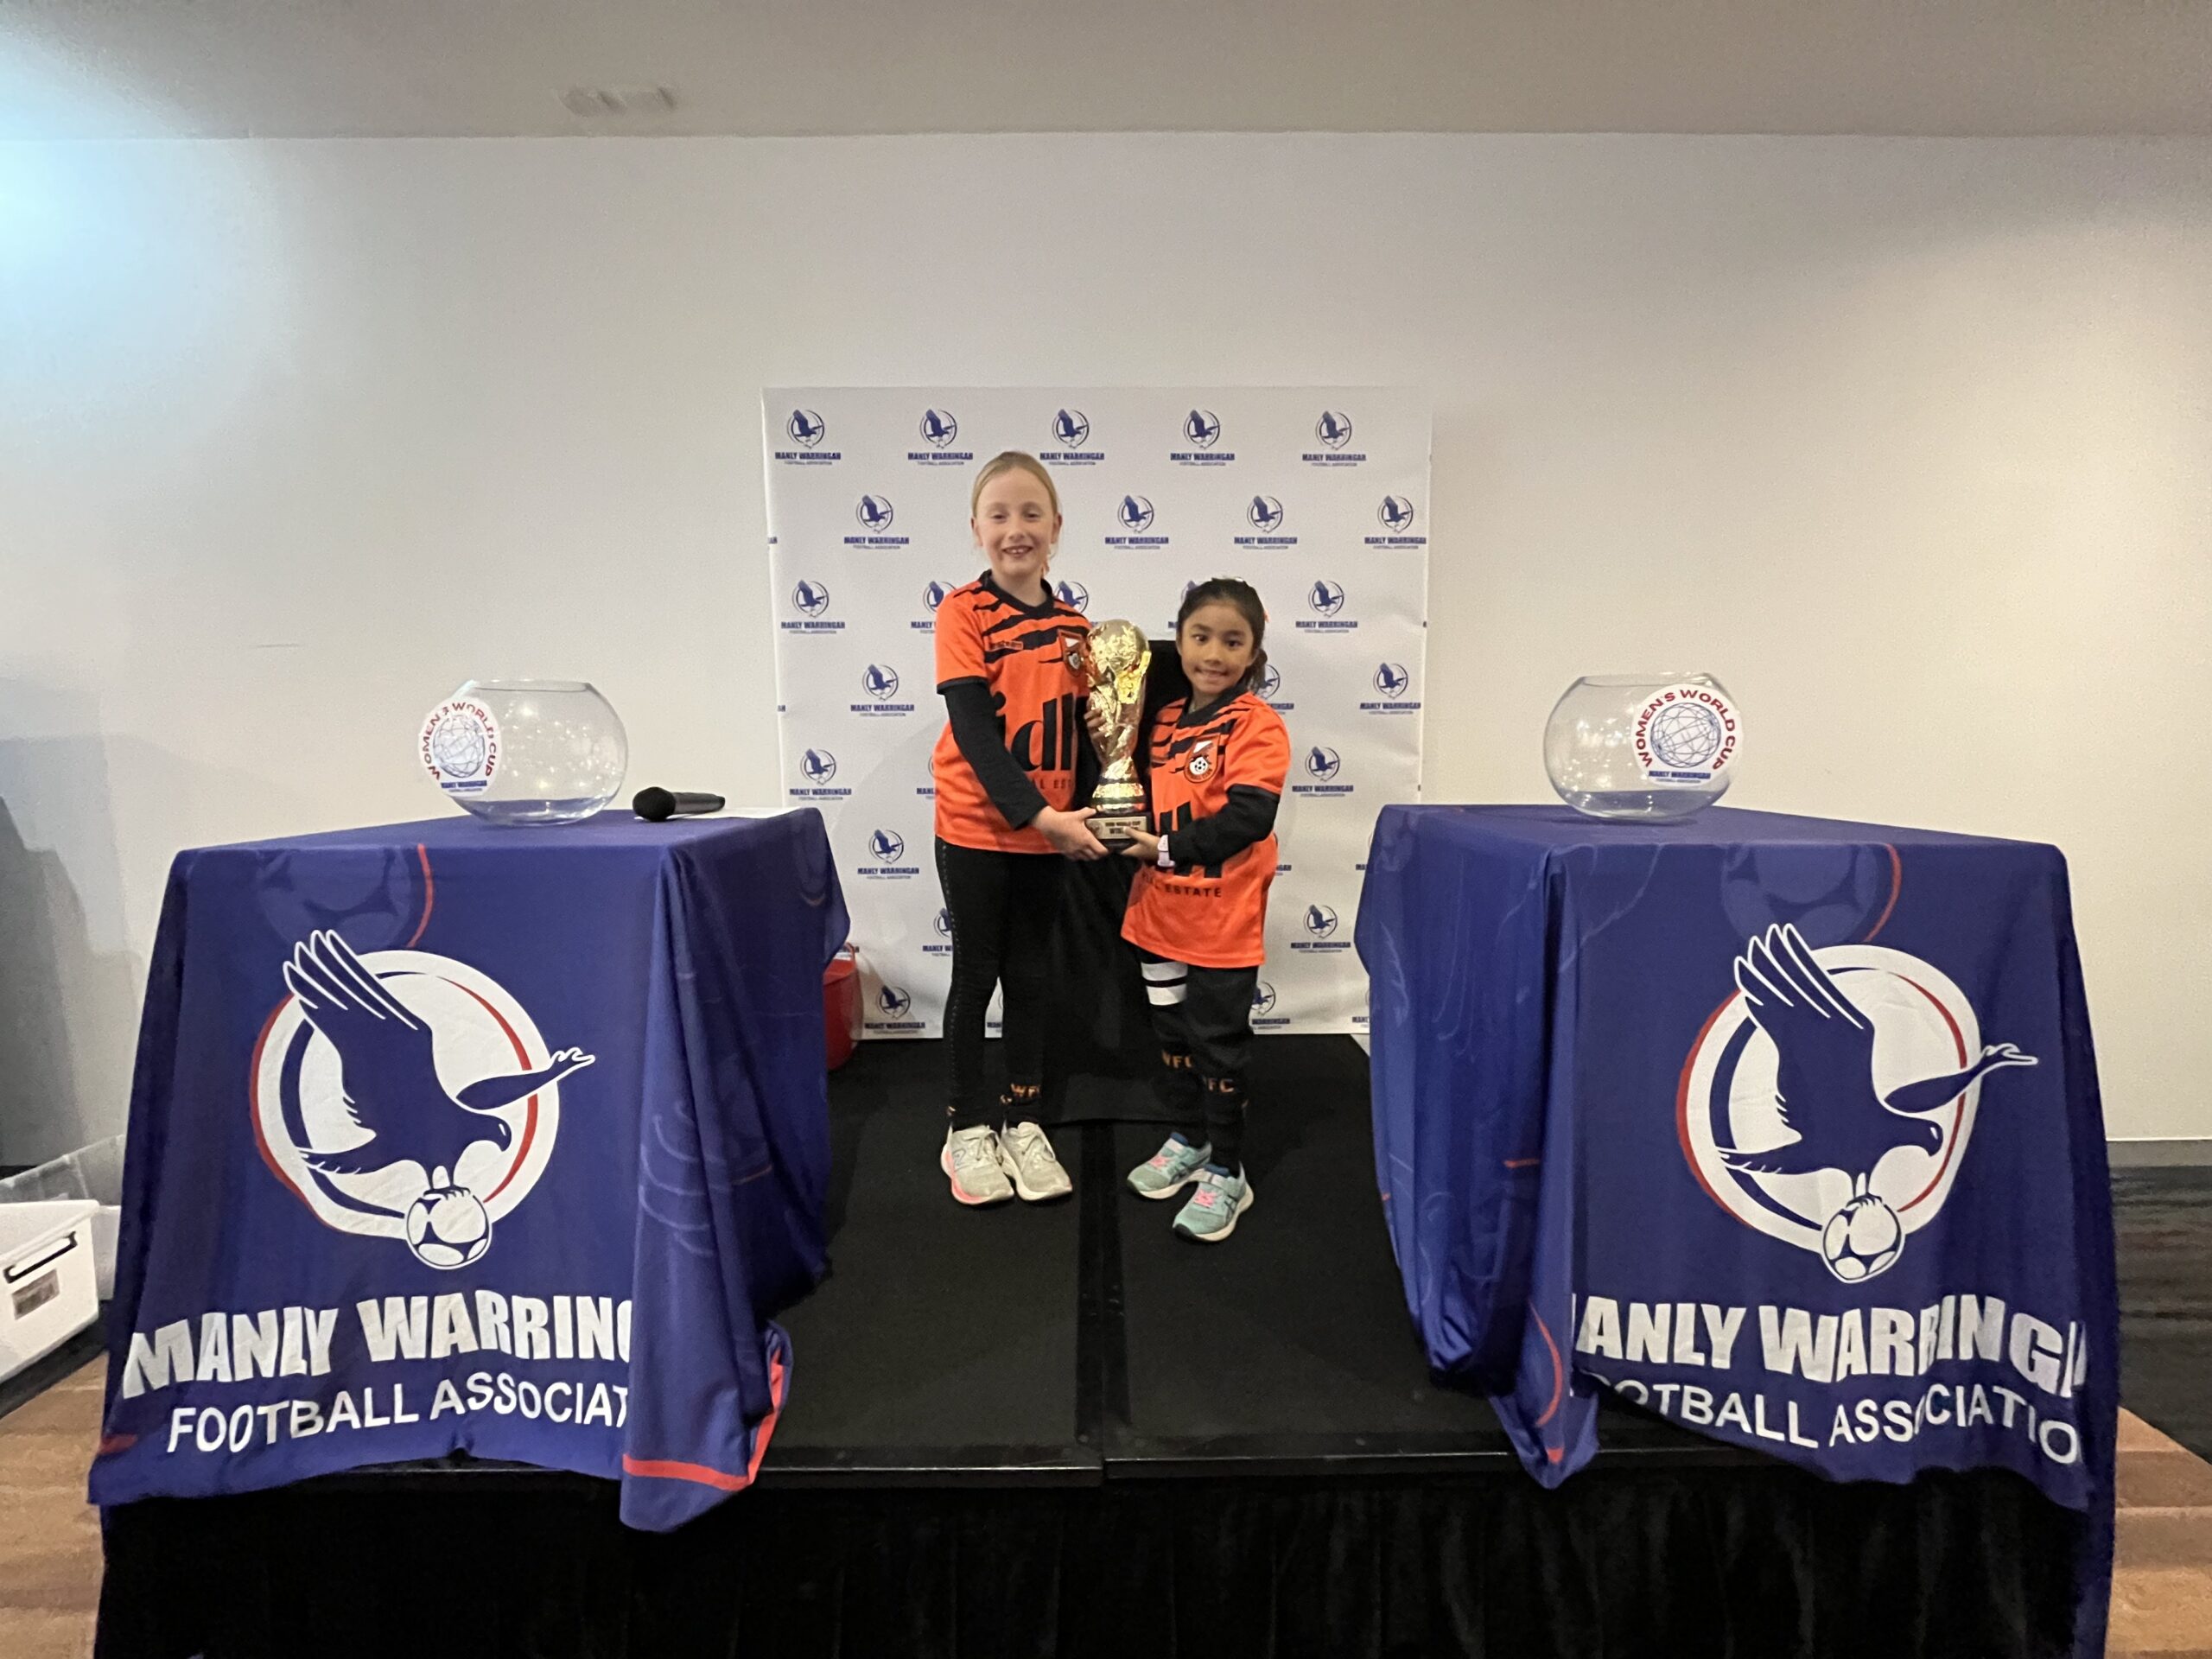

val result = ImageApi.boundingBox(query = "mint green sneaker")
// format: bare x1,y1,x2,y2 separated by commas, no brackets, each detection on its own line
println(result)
1127,1134,1212,1200
1173,1166,1254,1243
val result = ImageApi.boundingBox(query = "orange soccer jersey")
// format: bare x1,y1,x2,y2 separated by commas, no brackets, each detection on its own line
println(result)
1122,691,1292,969
931,575,1090,853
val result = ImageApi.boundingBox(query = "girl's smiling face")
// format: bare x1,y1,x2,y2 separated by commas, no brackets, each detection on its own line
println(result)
1179,601,1258,702
972,467,1060,595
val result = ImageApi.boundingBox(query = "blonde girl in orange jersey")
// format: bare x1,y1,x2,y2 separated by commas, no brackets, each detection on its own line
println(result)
1116,578,1288,1244
931,452,1108,1209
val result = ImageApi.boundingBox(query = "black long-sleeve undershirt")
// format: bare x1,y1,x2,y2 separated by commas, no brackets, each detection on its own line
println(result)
941,677,1048,830
1167,784,1279,873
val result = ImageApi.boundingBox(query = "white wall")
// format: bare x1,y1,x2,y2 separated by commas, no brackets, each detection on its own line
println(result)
2,132,2207,1160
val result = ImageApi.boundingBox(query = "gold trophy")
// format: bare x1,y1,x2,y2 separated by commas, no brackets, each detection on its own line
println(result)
1069,619,1152,848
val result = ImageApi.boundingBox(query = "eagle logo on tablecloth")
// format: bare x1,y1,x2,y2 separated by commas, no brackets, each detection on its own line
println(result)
252,933,594,1269
1679,925,2036,1283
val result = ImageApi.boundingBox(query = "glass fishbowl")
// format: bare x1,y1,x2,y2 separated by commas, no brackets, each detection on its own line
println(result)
1544,673,1742,821
418,679,627,825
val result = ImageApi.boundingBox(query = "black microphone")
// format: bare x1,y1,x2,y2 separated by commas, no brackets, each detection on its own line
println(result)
632,788,726,823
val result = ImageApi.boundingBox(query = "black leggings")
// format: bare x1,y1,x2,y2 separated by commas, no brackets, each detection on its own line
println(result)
936,839,1065,1129
1136,951,1258,1173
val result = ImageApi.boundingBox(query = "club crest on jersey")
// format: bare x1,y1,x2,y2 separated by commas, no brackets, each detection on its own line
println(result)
1679,925,2037,1285
252,934,594,1270
1185,739,1217,780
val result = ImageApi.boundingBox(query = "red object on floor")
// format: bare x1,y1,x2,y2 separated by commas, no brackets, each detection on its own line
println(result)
823,948,859,1070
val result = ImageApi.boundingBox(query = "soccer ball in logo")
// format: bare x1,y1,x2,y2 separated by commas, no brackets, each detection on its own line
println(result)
856,495,895,531
920,408,957,448
1650,702,1725,770
1719,844,1895,950
1248,496,1285,531
1820,1192,1904,1283
1308,581,1345,616
405,1179,493,1270
792,581,831,618
787,410,825,448
428,711,488,779
1184,409,1221,448
1119,495,1155,532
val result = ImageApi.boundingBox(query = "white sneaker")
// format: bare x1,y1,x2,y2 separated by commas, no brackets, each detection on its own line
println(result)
996,1121,1074,1204
943,1125,1014,1206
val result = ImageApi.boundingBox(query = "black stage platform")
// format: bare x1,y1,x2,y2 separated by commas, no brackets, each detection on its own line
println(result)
97,1037,2087,1658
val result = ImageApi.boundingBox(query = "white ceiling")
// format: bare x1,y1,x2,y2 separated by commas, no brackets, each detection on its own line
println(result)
5,0,2211,142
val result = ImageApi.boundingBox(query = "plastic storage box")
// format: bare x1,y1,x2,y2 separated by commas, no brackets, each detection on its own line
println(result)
0,1134,124,1300
0,1199,99,1382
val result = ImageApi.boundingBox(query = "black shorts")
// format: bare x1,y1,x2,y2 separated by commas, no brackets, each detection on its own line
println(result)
1134,949,1257,1079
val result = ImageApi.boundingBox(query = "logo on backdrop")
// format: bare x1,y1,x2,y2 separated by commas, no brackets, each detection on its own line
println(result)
1042,407,1103,464
853,664,915,716
791,747,849,799
776,409,840,464
1054,579,1090,613
848,494,908,548
858,829,918,880
1290,899,1351,954
785,579,843,633
879,985,912,1017
1257,660,1293,710
1293,744,1353,798
1173,409,1235,465
1362,662,1420,715
253,934,593,1269
869,982,922,1032
1304,904,1339,938
1253,982,1278,1014
1679,925,2038,1284
1107,494,1166,547
1367,495,1424,546
910,408,973,465
1296,578,1357,632
418,700,500,797
1634,683,1741,785
1303,410,1367,466
1236,494,1294,547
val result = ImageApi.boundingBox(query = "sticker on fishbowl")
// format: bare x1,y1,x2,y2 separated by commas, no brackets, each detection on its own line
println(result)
420,698,501,794
1632,683,1742,784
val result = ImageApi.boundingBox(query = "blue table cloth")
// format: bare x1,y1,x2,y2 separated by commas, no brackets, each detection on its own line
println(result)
1358,805,2116,1652
90,810,847,1531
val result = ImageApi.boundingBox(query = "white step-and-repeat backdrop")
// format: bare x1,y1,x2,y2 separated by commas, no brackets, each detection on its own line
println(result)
763,389,1432,1039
